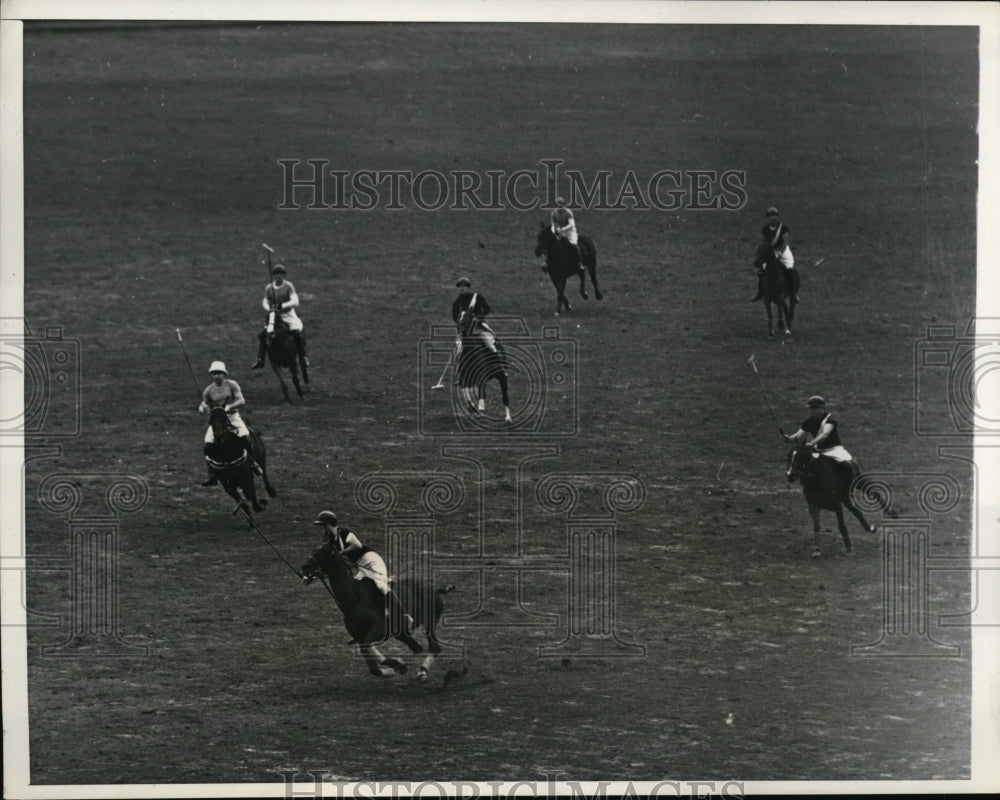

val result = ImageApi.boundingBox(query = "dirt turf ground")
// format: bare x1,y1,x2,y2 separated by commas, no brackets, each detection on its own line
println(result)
12,19,986,789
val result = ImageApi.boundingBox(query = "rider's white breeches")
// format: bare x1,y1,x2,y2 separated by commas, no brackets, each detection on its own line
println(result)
812,445,852,462
552,221,578,245
204,412,249,442
352,551,391,594
268,311,303,332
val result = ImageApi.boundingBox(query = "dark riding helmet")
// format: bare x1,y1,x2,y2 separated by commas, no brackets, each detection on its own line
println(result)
455,277,471,288
272,264,288,275
312,510,337,526
806,395,826,409
766,206,780,218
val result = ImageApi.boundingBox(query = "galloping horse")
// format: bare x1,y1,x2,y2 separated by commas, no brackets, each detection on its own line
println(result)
753,241,798,337
786,443,876,557
535,223,602,315
204,406,277,513
266,310,308,402
456,311,511,423
300,535,453,679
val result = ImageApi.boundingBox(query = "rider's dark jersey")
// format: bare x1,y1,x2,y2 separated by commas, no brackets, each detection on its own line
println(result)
452,293,491,325
332,526,372,560
801,413,843,449
762,222,790,249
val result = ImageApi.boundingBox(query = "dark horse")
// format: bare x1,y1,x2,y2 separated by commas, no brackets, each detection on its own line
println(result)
204,406,277,513
265,310,308,402
535,224,602,315
455,312,511,423
301,534,453,679
786,443,876,558
753,241,798,337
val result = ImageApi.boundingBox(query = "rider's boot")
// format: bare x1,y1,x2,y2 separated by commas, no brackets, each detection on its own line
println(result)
574,243,586,276
250,330,267,369
202,464,219,487
751,271,764,302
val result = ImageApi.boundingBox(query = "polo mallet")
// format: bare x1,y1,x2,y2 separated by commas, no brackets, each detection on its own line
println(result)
747,353,786,438
431,342,459,389
262,242,274,283
176,328,202,398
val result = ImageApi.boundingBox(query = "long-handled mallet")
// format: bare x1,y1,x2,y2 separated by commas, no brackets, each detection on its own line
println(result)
747,353,786,438
431,340,459,389
176,328,202,399
262,242,275,282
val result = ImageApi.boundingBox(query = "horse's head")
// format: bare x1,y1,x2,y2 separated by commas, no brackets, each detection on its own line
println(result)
753,241,776,270
208,406,234,438
300,534,353,585
535,223,550,258
786,443,818,484
266,309,289,342
300,538,335,585
456,310,473,339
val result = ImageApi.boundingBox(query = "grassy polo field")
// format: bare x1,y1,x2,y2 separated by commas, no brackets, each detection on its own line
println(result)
15,19,985,788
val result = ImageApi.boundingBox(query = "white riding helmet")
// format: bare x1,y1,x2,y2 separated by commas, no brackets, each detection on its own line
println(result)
208,361,228,375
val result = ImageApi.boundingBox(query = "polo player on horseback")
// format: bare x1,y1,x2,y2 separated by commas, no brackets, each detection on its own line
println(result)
783,395,856,480
312,510,414,633
550,197,585,277
198,361,262,486
250,263,309,370
452,276,497,354
752,206,800,302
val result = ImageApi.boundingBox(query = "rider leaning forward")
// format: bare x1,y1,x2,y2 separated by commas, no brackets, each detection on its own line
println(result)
452,276,498,354
752,206,800,302
312,510,414,633
198,361,262,486
550,197,585,276
251,262,309,370
784,395,857,479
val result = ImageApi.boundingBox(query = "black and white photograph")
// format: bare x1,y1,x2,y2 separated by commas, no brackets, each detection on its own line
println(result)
2,1,998,797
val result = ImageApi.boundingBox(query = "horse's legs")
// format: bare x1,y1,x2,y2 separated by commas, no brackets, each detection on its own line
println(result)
578,269,588,300
588,261,603,301
764,299,775,337
843,496,876,533
808,503,822,558
554,277,571,315
497,372,512,423
240,468,265,512
359,643,399,677
834,507,853,553
289,363,304,399
271,363,291,403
